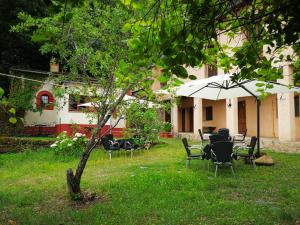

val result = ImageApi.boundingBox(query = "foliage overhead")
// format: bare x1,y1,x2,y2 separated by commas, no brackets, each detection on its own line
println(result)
123,0,300,86
0,87,17,124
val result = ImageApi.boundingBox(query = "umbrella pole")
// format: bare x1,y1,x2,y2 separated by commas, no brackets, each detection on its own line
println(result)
256,99,261,157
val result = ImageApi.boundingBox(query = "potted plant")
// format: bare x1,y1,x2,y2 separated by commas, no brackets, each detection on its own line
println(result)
50,57,59,73
160,122,173,138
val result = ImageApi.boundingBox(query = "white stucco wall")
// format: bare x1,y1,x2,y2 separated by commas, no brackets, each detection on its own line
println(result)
23,83,58,126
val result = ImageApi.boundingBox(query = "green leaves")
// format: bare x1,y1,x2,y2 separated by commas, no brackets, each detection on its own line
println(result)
0,88,4,98
0,88,17,124
171,65,188,78
9,117,17,124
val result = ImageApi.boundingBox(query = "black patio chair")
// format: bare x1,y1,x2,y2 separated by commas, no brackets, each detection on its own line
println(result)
236,136,257,169
218,128,231,141
198,129,205,147
182,138,204,168
209,134,227,144
117,138,136,158
101,135,120,160
210,141,236,177
233,129,247,147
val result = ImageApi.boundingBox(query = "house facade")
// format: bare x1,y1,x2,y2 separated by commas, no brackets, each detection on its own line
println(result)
11,68,125,137
151,34,300,146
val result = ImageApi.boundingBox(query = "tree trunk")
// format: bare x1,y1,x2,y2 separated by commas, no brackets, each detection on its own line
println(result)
66,136,96,199
65,85,133,199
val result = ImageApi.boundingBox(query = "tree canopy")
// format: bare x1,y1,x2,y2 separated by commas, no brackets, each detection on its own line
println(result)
123,0,300,86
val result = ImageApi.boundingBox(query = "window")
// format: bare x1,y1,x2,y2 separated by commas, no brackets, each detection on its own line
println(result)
205,106,213,121
295,95,300,117
36,91,54,110
41,95,49,107
68,95,88,111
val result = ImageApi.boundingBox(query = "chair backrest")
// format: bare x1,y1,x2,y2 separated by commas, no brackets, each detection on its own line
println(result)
209,134,226,144
101,137,111,150
198,129,204,143
104,134,114,141
248,136,257,155
218,128,230,140
211,141,234,163
182,138,191,156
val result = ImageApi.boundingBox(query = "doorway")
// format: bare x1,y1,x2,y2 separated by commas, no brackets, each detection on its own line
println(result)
238,101,247,134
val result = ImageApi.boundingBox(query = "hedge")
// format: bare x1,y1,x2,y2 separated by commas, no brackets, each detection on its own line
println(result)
0,137,54,154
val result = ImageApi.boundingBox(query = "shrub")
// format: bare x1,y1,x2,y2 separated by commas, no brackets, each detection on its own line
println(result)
51,132,87,157
124,102,163,147
162,122,172,132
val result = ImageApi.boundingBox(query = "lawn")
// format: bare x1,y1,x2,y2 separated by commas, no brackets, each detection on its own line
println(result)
0,138,299,225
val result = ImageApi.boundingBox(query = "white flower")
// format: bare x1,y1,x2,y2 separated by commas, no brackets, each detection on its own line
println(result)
63,131,67,133
73,137,78,141
82,134,86,137
67,143,72,146
75,132,83,137
50,143,57,148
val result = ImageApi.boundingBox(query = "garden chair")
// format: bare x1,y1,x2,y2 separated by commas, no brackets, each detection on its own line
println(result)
218,128,231,141
235,136,257,170
233,129,247,148
117,138,135,158
101,135,120,160
182,138,204,168
210,141,236,177
209,134,227,144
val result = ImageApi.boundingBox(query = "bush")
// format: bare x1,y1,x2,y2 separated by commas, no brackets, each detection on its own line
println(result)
124,102,163,147
162,122,172,132
51,132,87,157
0,137,54,153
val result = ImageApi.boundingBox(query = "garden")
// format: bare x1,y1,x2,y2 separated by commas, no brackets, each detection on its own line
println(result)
0,138,300,225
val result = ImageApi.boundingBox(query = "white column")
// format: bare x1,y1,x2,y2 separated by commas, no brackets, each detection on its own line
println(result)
193,98,203,137
226,98,238,135
277,65,296,141
171,103,179,135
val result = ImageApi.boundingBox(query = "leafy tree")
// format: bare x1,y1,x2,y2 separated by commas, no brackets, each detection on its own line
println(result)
13,0,155,199
124,102,163,146
123,0,300,87
0,87,17,124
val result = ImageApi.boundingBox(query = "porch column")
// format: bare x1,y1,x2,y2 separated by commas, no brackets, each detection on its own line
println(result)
226,98,238,135
193,98,203,138
277,65,296,141
171,103,179,135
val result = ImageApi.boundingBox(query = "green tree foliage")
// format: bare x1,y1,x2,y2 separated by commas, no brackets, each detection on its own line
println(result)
125,102,163,146
123,0,300,86
0,87,17,124
12,0,156,198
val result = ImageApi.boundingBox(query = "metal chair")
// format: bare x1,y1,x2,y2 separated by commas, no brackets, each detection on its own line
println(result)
209,134,227,144
182,138,203,168
218,128,231,141
233,129,247,148
236,136,257,170
101,135,120,160
210,141,236,177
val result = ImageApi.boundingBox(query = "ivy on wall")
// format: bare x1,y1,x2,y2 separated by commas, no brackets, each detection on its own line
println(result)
8,71,45,117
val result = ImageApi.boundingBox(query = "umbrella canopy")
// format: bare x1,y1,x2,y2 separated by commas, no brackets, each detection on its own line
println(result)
78,95,156,108
175,74,300,156
176,74,300,100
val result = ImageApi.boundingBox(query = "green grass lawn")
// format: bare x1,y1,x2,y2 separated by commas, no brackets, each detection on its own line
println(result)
0,138,299,225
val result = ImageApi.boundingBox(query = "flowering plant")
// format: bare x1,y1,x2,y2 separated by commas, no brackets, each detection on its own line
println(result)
51,131,87,157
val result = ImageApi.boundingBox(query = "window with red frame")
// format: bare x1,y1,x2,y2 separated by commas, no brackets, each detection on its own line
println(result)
36,91,54,110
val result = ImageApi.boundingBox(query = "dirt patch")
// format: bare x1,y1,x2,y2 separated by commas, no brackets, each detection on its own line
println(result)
70,191,108,209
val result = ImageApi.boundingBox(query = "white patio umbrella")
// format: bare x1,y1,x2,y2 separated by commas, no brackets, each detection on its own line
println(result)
78,95,155,107
175,74,300,156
